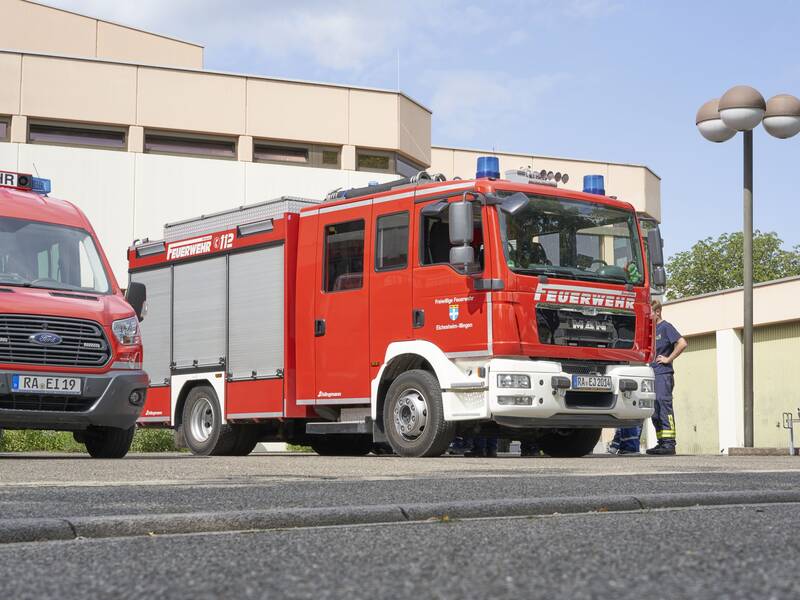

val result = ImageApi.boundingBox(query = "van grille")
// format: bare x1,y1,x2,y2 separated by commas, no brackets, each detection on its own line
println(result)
0,315,110,367
0,393,95,412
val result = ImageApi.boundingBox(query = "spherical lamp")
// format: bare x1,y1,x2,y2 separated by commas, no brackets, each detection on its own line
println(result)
719,85,766,131
696,98,736,142
763,94,800,139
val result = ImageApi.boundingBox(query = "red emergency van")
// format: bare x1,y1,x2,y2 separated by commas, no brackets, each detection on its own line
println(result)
0,171,148,458
129,161,665,458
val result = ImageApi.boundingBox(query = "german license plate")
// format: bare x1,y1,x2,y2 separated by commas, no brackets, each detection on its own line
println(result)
11,375,82,395
571,375,612,391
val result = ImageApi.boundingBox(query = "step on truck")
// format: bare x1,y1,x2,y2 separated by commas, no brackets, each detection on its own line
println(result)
0,171,148,458
128,157,665,457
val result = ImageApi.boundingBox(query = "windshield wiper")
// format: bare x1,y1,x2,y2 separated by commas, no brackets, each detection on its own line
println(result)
573,271,630,285
514,266,577,280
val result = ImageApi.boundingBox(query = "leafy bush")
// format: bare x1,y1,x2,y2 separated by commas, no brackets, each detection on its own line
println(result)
0,427,179,453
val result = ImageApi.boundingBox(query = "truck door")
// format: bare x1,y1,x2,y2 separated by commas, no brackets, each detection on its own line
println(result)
314,208,371,404
412,198,491,356
370,199,413,381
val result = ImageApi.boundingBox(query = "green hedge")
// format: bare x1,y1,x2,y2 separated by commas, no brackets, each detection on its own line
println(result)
0,428,179,453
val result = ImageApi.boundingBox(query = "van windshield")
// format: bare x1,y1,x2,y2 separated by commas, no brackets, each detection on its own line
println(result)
0,217,110,293
497,193,644,286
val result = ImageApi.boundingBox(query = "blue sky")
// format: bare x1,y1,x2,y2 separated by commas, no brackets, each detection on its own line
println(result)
49,0,800,259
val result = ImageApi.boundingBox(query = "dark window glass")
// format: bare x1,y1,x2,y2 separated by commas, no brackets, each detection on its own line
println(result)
396,154,425,178
145,134,235,158
0,120,8,141
29,123,125,149
324,220,364,292
322,150,339,165
420,203,483,269
357,153,391,171
375,212,409,271
254,145,309,164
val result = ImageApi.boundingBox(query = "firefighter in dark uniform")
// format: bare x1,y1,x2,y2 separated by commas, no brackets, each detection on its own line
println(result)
646,299,688,456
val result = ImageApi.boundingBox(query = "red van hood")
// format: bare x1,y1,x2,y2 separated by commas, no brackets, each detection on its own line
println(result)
0,287,134,325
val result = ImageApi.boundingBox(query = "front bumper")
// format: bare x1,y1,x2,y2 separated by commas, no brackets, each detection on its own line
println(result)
447,358,654,429
0,369,149,431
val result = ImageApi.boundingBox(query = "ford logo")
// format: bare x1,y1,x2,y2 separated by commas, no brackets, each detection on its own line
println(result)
29,332,63,346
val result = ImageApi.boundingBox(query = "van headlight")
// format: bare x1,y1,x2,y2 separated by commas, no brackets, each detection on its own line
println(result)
497,374,531,388
641,378,655,394
112,316,141,345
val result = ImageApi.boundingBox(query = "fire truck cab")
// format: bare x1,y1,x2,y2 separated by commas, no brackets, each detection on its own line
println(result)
0,171,149,458
130,158,663,458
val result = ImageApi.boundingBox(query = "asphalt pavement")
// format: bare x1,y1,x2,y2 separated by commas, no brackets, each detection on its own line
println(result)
1,453,799,598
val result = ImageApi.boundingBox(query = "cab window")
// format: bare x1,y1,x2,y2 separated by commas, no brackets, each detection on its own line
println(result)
375,212,408,271
419,202,483,270
324,220,364,292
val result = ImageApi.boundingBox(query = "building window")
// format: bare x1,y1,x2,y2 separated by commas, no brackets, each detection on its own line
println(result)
144,131,236,159
0,118,8,142
254,141,340,169
357,150,393,173
324,220,364,292
375,212,409,272
28,122,126,150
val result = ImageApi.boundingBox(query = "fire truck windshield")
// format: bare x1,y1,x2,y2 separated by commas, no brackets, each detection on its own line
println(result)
0,217,110,293
497,194,645,286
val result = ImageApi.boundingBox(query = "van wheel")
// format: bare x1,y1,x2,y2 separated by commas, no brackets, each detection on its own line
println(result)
383,370,455,457
85,426,135,459
310,435,373,456
226,426,261,456
538,428,602,458
181,385,236,456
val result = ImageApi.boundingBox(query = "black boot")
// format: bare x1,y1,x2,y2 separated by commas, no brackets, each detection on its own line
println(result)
646,444,676,455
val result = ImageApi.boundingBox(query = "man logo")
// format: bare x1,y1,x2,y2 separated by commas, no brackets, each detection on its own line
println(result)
449,304,459,321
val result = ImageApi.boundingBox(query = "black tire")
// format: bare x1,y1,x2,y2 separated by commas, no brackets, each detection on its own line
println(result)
226,426,261,456
310,435,373,456
538,428,602,458
84,426,135,458
180,385,237,456
383,369,455,457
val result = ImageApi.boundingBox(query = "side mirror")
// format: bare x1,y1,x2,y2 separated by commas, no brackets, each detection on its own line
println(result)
647,227,665,268
448,200,479,273
652,266,667,288
125,281,147,321
499,192,529,215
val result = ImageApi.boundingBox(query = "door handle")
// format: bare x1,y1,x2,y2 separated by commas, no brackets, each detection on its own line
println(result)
314,319,326,337
412,309,425,329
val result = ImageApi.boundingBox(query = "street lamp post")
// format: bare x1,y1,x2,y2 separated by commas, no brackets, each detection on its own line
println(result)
696,86,800,448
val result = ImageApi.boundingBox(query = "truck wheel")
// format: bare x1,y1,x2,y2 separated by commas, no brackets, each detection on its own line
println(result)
538,428,602,458
383,370,455,457
309,435,373,456
84,426,135,459
226,426,261,456
181,385,237,456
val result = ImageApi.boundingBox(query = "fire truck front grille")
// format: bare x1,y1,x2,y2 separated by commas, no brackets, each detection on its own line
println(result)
0,315,110,367
536,307,635,349
0,393,95,412
564,391,615,409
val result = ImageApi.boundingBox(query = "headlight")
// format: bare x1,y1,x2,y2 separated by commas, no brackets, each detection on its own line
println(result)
497,374,531,388
112,316,141,345
641,378,655,394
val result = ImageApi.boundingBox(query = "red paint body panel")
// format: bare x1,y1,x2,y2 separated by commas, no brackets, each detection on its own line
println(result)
226,379,283,417
140,386,170,421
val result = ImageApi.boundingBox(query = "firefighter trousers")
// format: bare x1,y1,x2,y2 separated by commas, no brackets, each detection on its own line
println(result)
652,373,676,449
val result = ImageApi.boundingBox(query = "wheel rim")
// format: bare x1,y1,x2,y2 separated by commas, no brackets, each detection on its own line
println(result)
189,396,215,443
393,388,428,441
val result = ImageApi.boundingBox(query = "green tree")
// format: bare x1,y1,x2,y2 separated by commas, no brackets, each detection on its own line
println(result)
666,231,800,300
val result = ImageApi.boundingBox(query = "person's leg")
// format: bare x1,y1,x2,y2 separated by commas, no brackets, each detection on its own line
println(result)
647,374,676,455
618,425,642,453
608,428,623,453
466,437,486,457
486,436,498,458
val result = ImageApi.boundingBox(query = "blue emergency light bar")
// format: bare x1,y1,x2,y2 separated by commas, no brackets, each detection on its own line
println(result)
583,174,605,195
476,156,500,179
31,177,51,194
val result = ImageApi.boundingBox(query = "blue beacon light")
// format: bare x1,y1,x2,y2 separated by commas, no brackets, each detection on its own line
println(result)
476,156,500,179
582,174,605,195
31,177,52,195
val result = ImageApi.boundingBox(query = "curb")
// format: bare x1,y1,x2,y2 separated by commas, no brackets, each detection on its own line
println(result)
2,490,800,545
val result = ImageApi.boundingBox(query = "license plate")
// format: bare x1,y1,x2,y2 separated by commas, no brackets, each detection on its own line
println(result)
571,375,612,391
11,375,82,395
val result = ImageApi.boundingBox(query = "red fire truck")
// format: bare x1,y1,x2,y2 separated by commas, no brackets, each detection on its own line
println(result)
129,159,665,457
0,170,148,458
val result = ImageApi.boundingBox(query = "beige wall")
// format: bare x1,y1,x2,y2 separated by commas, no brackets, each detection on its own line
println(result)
429,146,660,220
1,0,203,68
671,334,719,454
0,49,433,165
663,277,800,337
